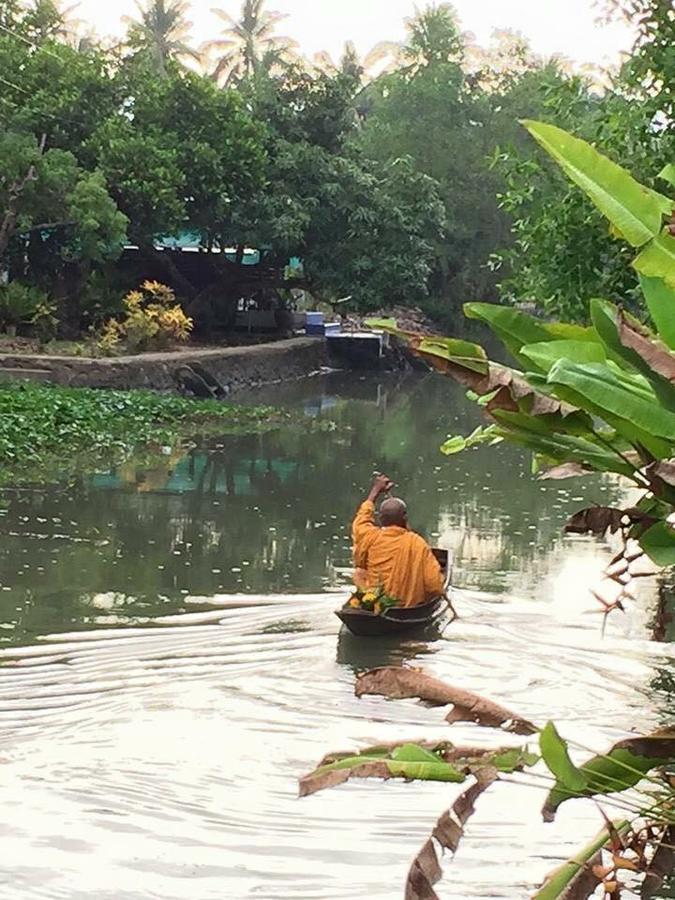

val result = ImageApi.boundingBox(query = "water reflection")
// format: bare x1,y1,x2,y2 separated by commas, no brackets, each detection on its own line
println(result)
0,373,622,645
335,628,444,674
0,372,669,900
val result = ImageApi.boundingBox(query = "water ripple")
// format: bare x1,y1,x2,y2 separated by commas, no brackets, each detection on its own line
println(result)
0,585,668,899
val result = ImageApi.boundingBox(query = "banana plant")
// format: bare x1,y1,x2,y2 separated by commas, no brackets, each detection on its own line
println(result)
302,667,675,899
368,122,675,567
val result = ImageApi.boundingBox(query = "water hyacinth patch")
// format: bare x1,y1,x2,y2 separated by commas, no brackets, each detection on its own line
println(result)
0,383,282,484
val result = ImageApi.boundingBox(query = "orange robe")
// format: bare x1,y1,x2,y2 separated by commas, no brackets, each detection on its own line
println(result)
352,500,444,608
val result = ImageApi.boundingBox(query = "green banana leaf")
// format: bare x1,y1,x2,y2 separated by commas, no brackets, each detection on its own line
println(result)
365,317,398,331
659,163,675,190
540,722,587,792
417,336,489,374
522,340,607,371
591,298,645,371
541,723,675,821
540,376,674,462
639,275,675,349
364,317,489,374
507,404,596,437
547,359,675,442
463,302,553,367
488,411,637,477
634,232,675,289
522,120,672,247
591,299,675,410
463,303,601,370
542,322,599,342
441,424,503,455
639,521,675,566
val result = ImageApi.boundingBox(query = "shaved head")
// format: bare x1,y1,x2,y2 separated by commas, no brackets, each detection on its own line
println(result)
380,497,408,527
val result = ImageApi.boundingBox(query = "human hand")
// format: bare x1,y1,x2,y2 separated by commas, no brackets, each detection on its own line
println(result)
370,473,394,498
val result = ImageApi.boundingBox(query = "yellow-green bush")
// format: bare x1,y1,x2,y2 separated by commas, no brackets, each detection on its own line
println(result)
98,281,192,354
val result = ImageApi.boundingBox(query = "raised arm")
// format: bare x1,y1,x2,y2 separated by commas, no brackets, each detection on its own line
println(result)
352,473,394,545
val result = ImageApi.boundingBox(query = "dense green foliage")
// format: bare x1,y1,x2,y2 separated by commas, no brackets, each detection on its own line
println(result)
497,0,675,321
0,1,453,332
373,122,675,566
3,0,668,338
604,0,675,119
0,382,279,483
1,0,673,333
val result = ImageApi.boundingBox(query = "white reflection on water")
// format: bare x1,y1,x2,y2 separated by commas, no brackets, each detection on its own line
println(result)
0,561,670,900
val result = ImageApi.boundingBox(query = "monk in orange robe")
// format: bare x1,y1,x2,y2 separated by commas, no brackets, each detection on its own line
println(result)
352,474,444,608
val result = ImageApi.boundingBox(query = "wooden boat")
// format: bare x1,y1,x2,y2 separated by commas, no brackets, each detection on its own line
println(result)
335,549,453,638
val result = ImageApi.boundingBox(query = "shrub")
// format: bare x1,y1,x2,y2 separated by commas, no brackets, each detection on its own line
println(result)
0,282,47,332
97,281,193,355
79,270,126,329
31,301,60,343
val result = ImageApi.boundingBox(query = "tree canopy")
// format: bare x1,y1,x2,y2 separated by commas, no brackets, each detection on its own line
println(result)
0,0,672,337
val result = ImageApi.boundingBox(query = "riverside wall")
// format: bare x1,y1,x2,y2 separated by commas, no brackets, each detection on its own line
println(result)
0,338,328,394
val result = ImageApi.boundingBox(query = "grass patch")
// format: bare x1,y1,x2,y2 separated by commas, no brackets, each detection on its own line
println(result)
0,383,283,486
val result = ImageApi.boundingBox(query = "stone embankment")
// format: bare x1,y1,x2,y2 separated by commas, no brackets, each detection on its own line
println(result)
0,338,328,394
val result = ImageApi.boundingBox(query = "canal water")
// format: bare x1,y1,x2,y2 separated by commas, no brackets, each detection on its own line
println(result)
0,372,671,899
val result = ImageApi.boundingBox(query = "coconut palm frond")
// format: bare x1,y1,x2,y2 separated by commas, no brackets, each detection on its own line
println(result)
362,39,401,71
201,37,238,54
209,0,295,84
26,0,84,42
313,49,337,73
126,0,200,73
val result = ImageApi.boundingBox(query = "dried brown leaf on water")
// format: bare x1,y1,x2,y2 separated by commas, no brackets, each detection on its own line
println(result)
617,311,675,383
405,767,498,900
355,667,538,735
566,505,657,538
298,760,393,798
641,825,675,898
564,507,626,536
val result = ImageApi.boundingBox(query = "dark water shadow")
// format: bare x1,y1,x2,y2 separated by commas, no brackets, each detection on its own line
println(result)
335,626,444,675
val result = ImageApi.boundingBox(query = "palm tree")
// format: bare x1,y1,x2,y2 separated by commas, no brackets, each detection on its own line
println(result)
23,0,82,43
463,28,540,90
125,0,201,77
401,2,464,69
204,0,297,86
313,40,400,83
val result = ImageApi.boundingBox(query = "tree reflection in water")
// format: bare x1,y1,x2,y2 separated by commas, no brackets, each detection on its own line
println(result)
0,372,622,645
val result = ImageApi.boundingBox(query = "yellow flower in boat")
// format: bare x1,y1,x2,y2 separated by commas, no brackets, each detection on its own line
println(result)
363,591,377,603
